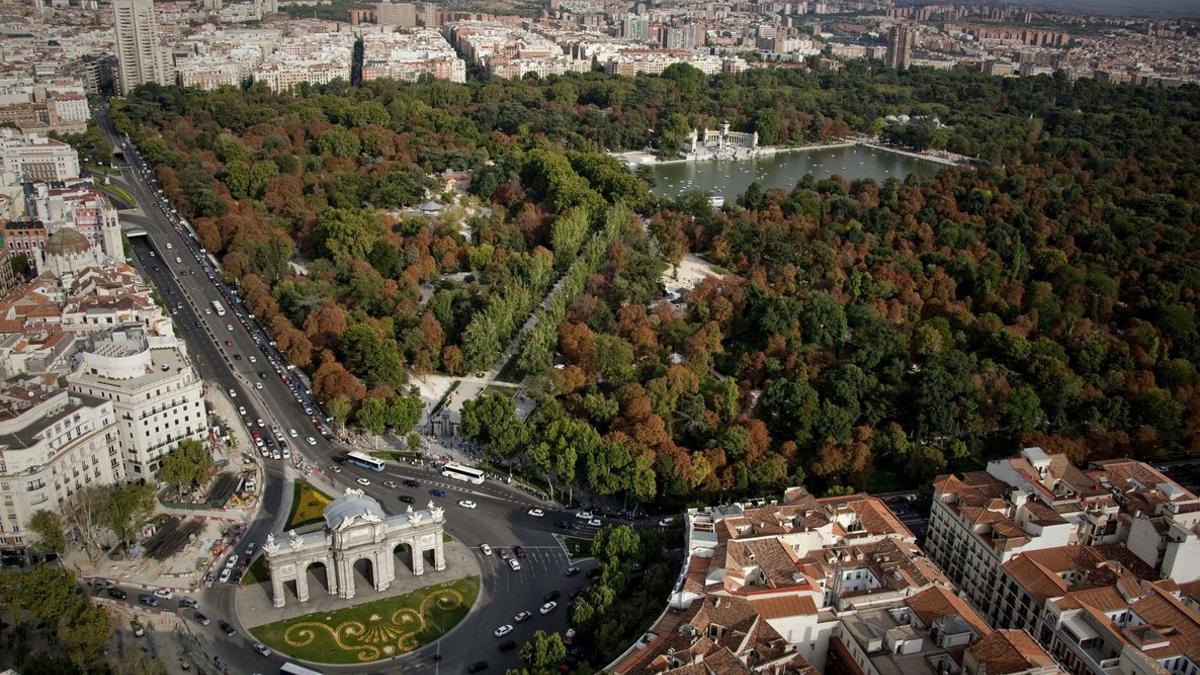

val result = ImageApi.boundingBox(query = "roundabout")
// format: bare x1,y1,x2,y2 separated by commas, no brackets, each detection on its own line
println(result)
250,577,480,664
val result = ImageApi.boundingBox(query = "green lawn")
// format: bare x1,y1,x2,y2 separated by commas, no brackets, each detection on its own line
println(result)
564,536,592,558
250,577,480,664
286,480,333,530
99,182,136,208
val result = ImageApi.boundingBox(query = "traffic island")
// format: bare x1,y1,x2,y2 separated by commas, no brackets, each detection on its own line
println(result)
249,576,479,664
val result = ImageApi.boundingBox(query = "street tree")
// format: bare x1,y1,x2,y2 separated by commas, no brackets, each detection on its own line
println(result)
28,509,66,554
104,483,156,554
158,438,212,494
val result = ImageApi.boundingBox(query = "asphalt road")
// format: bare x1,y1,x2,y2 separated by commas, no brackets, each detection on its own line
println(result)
93,104,597,675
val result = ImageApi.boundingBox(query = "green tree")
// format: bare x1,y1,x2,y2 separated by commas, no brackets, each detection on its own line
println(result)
28,509,66,554
317,208,384,261
317,127,360,158
104,483,156,553
158,438,212,493
461,393,529,458
519,630,567,673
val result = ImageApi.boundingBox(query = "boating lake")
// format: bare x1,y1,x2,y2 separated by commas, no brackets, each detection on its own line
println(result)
645,144,946,201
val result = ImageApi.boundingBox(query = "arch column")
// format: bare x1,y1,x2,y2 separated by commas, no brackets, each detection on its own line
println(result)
324,554,339,595
296,564,310,603
336,554,355,600
271,572,287,608
373,549,387,592
413,541,425,576
434,534,445,571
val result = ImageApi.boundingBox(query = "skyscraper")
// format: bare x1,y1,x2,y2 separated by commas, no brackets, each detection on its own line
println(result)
886,23,915,70
113,0,166,95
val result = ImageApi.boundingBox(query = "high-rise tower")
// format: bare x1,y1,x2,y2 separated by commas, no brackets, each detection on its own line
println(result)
113,0,166,95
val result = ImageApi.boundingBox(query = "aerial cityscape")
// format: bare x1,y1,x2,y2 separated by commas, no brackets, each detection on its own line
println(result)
0,0,1198,673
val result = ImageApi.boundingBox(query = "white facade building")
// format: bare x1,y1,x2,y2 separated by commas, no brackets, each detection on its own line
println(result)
0,128,81,184
67,327,206,479
0,382,124,547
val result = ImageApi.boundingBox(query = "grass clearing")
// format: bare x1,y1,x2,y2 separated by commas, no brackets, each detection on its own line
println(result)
99,182,136,208
286,480,333,530
250,577,480,664
564,536,592,558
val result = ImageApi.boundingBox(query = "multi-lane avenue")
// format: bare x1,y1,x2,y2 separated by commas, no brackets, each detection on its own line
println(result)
93,104,600,674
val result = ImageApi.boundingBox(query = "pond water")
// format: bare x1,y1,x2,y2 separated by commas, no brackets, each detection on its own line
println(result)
645,144,946,202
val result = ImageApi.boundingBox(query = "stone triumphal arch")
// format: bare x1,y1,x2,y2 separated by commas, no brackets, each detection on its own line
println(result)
264,488,446,608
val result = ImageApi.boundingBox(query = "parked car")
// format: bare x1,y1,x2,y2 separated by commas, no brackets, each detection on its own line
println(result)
225,554,238,569
508,559,521,571
203,573,215,588
514,611,532,623
356,478,371,487
383,480,397,489
527,508,545,517
137,594,158,608
194,612,210,626
252,642,271,657
658,517,675,527
564,566,580,577
575,511,593,520
219,621,236,637
540,601,558,615
480,544,493,556
152,588,173,600
399,495,414,503
218,568,232,583
458,500,477,509
513,545,526,558
493,625,513,638
430,489,445,497
179,597,198,609
107,588,128,600
587,518,602,527
403,479,419,488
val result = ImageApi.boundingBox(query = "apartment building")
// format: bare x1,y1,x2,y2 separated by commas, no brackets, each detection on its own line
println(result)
886,23,916,70
26,182,124,263
67,327,205,479
361,30,466,83
113,0,169,95
0,78,91,136
250,32,354,92
0,380,123,547
926,447,1200,629
0,128,80,184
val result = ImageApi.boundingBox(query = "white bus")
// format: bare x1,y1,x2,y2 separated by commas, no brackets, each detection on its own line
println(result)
212,301,226,317
280,663,326,675
442,462,485,485
346,450,385,472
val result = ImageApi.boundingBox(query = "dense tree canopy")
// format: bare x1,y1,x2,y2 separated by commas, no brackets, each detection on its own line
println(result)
115,63,1200,501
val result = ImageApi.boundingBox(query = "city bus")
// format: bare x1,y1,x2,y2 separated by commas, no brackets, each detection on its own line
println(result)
212,300,226,317
345,451,385,472
280,663,326,675
441,462,485,485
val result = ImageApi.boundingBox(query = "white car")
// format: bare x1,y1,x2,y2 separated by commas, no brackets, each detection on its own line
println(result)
306,437,317,446
175,256,182,264
252,642,271,657
225,554,239,569
356,478,371,487
238,406,247,416
226,324,233,331
458,500,477,509
576,511,593,520
228,388,237,398
248,356,256,363
218,568,232,583
539,601,558,615
282,448,291,459
152,588,174,600
587,518,602,527
514,611,532,623
255,382,263,390
204,308,212,315
508,559,521,571
658,517,675,527
527,508,545,517
288,429,298,438
480,544,493,556
383,480,397,489
166,243,173,250
494,624,513,638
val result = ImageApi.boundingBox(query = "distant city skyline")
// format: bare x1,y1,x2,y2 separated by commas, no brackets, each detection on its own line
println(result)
933,0,1200,18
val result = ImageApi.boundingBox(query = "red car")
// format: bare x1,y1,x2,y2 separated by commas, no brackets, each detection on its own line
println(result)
513,545,526,559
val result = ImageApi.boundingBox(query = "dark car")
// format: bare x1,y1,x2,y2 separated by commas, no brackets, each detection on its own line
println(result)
586,568,602,580
498,640,516,652
430,489,445,497
564,566,580,577
194,612,210,626
513,545,526,559
403,479,420,488
399,495,415,504
179,597,198,609
107,588,128,600
467,662,489,673
218,621,236,637
137,594,159,607
543,590,561,603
